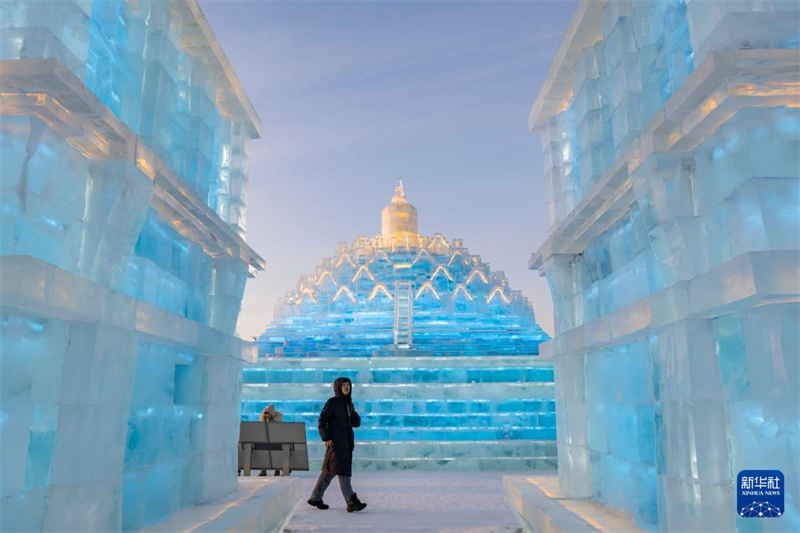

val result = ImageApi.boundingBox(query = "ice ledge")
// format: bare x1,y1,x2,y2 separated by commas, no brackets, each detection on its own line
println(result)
142,478,301,533
529,49,800,270
0,255,258,363
242,381,554,400
177,0,262,138
0,59,265,274
528,0,603,131
543,250,800,358
253,355,554,369
504,473,643,533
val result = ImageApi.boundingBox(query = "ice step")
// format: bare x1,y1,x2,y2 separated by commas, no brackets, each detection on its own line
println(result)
240,412,556,428
307,456,558,471
353,427,556,440
242,382,554,400
242,398,556,416
248,355,552,370
305,440,557,459
244,366,553,384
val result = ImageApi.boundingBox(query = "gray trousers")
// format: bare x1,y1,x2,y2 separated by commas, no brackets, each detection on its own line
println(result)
309,471,354,503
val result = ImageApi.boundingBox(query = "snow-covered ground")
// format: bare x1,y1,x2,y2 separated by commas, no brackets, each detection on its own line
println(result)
284,470,525,532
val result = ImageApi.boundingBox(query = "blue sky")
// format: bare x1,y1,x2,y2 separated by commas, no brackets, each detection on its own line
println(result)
199,0,578,339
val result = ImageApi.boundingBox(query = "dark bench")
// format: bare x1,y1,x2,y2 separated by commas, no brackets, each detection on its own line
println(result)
238,421,309,476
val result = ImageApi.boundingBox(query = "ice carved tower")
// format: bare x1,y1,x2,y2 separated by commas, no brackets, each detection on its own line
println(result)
527,1,800,531
0,1,264,530
246,183,555,469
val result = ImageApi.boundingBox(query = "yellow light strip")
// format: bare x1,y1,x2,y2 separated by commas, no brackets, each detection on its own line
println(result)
466,269,489,285
431,265,454,281
487,287,511,304
333,285,356,303
368,284,393,301
415,282,441,301
315,271,337,287
452,284,474,302
351,266,375,282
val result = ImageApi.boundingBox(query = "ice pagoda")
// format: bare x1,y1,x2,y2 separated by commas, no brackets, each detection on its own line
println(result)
243,182,556,469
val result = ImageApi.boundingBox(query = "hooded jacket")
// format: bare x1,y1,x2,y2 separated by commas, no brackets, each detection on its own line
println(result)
318,377,361,476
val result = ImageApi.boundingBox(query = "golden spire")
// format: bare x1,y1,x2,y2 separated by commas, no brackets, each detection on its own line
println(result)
392,179,407,204
381,179,419,247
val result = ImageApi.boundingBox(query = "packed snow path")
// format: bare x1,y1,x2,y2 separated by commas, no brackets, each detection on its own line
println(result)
285,471,524,532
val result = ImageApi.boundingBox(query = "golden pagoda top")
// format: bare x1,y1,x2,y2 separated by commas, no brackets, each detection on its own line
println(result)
381,179,419,246
391,180,408,204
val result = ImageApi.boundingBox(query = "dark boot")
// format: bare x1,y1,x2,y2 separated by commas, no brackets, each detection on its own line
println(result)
347,493,367,513
307,499,329,510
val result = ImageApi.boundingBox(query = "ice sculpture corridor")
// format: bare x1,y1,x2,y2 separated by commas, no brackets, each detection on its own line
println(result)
245,182,556,470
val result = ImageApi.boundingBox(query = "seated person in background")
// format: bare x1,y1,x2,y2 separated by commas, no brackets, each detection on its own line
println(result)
260,404,284,423
259,404,284,476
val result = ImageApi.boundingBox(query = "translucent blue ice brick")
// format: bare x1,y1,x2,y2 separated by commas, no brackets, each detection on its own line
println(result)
242,368,265,384
121,470,146,530
0,1,90,77
86,0,132,120
630,463,658,527
586,403,608,453
635,404,655,467
0,486,47,532
585,350,615,403
124,407,160,470
725,180,770,255
0,404,34,498
741,304,800,402
0,312,69,405
144,461,182,526
598,453,632,511
606,404,640,463
187,409,207,456
24,406,58,491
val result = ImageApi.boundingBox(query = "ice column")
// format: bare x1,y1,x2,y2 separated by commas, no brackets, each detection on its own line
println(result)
0,0,264,530
529,1,799,530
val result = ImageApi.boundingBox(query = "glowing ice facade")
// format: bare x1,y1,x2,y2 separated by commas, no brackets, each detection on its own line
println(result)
258,239,547,359
0,1,263,530
246,185,555,469
529,0,799,530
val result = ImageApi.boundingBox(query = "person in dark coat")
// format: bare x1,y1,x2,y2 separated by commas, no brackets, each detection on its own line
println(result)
307,377,367,512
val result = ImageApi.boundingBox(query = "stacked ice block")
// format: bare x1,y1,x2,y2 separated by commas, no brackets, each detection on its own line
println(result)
248,224,555,469
0,0,266,530
243,356,556,470
527,0,799,531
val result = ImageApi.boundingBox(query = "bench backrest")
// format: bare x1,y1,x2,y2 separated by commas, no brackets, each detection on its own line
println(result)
238,422,307,444
239,421,268,443
238,421,309,472
266,422,306,444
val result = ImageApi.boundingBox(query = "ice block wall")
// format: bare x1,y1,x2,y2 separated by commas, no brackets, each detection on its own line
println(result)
529,0,799,531
0,0,264,530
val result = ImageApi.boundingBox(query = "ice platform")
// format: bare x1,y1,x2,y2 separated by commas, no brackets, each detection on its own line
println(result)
143,478,302,533
243,355,557,470
504,474,643,533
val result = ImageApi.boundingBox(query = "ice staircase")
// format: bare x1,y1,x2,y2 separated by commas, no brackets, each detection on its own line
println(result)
241,355,557,470
393,282,413,348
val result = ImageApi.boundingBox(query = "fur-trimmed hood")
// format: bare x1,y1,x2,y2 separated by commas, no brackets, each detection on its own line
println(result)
333,377,352,400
